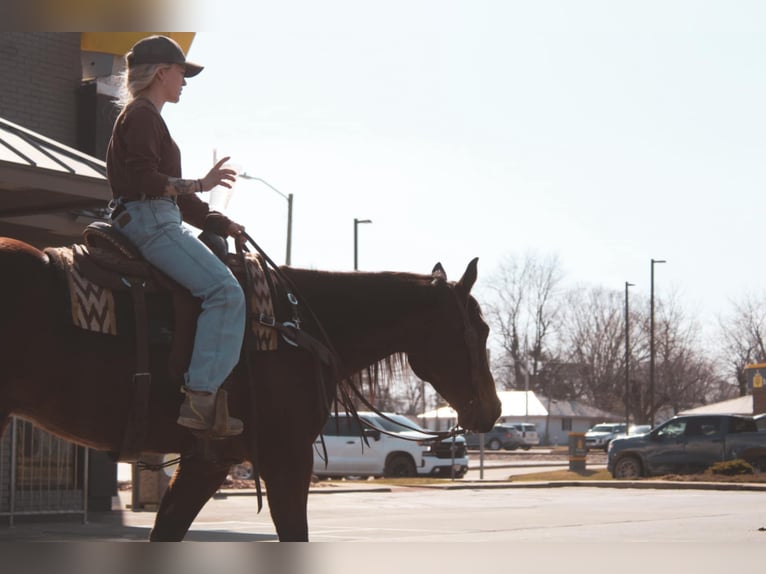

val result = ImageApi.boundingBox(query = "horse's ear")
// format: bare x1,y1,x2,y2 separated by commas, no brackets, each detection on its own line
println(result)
456,257,479,296
432,262,447,284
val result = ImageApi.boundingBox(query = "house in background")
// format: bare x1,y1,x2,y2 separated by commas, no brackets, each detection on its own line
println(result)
678,395,753,416
541,397,622,446
419,390,622,446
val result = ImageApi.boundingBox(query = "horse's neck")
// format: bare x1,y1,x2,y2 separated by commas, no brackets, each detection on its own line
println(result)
287,269,434,374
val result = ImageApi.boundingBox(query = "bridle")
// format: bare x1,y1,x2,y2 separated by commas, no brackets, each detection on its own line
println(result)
443,282,488,431
345,280,487,442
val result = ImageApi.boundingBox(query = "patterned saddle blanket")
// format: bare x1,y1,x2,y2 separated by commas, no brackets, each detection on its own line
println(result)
44,223,280,352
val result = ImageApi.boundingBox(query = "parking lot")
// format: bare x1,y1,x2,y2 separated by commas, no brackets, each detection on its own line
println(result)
3,458,766,571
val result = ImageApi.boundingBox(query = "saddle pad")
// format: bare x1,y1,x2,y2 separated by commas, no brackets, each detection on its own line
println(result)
243,253,278,351
48,244,279,349
49,246,117,335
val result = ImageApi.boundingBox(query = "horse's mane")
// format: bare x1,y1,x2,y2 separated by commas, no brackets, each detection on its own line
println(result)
347,352,408,398
282,267,439,411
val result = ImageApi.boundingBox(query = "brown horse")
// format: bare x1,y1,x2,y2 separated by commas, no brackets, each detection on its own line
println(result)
0,236,501,541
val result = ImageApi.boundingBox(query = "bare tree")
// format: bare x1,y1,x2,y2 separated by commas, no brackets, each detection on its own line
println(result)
485,252,563,391
718,293,766,396
559,286,627,413
638,293,728,421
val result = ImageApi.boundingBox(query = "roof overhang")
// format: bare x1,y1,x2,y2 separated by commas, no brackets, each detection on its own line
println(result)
0,117,111,248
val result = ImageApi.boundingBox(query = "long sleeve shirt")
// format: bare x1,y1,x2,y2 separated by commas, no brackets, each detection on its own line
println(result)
106,98,232,235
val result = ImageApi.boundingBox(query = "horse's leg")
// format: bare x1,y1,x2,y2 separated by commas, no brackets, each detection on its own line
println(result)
148,456,230,542
261,443,314,542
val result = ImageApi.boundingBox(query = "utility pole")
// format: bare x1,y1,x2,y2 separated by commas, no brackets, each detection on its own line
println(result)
649,258,666,426
625,281,634,430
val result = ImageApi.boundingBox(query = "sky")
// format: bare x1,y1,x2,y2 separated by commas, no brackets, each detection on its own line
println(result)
161,1,766,343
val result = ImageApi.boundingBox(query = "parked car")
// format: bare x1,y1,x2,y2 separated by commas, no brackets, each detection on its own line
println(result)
463,424,524,451
508,422,540,449
312,411,468,479
608,414,766,478
612,424,653,440
585,422,627,451
755,413,766,432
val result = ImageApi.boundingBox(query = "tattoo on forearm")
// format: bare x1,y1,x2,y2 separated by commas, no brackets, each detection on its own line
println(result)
166,177,201,196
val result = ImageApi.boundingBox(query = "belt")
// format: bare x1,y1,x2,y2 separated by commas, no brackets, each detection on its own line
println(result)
110,196,175,220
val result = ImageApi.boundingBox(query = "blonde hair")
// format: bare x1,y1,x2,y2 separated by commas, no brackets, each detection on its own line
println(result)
114,62,173,110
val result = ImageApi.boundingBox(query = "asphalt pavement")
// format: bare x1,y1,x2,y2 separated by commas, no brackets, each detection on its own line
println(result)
2,450,764,545
3,450,764,574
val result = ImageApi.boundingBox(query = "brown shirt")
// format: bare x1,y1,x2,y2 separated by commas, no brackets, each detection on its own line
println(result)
106,98,232,235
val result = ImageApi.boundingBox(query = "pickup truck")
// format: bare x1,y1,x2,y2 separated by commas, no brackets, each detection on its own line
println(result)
608,414,766,479
313,411,468,479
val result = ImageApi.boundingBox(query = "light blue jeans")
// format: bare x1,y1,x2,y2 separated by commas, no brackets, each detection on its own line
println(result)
112,198,246,393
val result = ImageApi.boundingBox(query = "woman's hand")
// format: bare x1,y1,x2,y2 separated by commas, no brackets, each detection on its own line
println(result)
199,157,237,192
226,221,247,246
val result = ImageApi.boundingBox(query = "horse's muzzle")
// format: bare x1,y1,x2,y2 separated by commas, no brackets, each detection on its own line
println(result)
458,395,502,433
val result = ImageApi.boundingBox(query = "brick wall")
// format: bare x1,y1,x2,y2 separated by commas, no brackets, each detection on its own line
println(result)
0,33,82,147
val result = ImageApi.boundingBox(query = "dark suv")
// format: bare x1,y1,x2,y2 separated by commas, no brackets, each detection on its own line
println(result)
464,424,524,451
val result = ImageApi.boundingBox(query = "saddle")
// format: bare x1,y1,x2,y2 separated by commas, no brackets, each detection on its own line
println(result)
52,222,280,461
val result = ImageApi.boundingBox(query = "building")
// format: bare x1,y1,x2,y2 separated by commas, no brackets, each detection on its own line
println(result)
419,390,622,446
678,395,753,416
540,397,622,446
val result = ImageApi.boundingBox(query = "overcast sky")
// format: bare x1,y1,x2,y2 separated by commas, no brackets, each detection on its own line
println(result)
161,1,766,343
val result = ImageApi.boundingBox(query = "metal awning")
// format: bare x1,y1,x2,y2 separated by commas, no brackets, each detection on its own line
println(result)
0,117,110,247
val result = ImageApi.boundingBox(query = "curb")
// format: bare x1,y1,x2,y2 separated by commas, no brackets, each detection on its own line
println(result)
215,486,393,497
411,479,766,492
215,478,766,496
469,460,572,469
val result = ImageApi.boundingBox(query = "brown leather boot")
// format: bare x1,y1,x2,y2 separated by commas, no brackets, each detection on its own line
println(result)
177,386,244,438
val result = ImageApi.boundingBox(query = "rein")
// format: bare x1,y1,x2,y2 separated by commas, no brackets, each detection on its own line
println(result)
344,384,465,442
237,231,340,509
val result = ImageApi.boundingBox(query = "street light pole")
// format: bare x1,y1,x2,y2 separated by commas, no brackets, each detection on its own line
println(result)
649,258,666,427
239,173,293,265
353,218,372,270
625,281,634,431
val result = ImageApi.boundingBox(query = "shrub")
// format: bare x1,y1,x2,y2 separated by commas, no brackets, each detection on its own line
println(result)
706,459,754,476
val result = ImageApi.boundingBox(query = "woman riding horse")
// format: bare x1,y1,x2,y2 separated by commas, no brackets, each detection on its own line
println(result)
106,35,247,437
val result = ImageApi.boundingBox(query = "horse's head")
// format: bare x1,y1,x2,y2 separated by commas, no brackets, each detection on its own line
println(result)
406,258,501,433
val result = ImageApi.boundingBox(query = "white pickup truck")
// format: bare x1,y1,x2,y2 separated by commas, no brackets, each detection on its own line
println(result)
312,411,468,479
